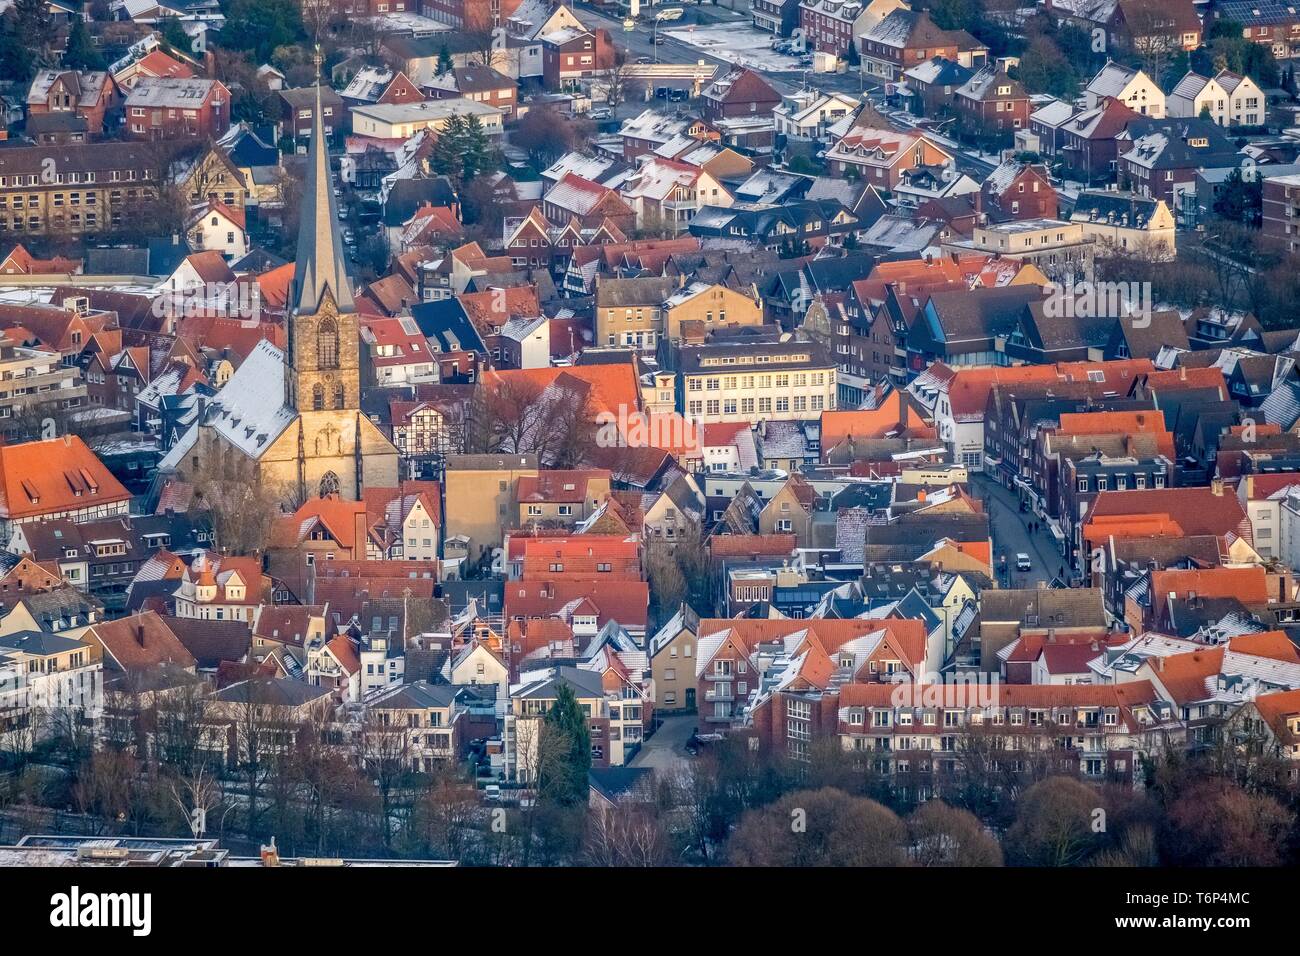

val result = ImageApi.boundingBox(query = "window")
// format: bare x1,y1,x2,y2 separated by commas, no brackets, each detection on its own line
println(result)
316,316,339,369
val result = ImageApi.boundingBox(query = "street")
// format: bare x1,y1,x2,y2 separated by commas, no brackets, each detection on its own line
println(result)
971,473,1067,589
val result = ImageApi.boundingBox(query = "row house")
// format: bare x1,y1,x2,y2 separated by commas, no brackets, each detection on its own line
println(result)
799,0,872,57
693,617,930,730
1166,69,1265,126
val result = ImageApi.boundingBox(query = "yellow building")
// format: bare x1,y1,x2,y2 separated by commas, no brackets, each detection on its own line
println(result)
444,453,540,560
663,281,765,343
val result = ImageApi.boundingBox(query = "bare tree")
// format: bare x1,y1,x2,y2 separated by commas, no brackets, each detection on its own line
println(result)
592,47,632,109
584,797,670,866
351,710,413,851
190,458,288,556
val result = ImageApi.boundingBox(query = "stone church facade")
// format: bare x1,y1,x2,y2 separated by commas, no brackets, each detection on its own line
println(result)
161,81,398,502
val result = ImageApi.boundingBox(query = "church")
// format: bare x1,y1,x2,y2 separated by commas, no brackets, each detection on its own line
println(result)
161,82,399,501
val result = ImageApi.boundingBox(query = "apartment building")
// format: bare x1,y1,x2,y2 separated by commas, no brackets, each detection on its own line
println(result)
0,334,86,433
0,630,103,744
123,78,230,140
676,338,836,424
1262,174,1300,252
0,141,165,237
836,682,1180,792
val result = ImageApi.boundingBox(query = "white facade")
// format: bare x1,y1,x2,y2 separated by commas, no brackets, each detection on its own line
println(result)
1167,71,1264,127
683,364,837,424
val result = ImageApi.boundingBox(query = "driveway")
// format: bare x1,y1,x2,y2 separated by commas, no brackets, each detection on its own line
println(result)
629,713,697,773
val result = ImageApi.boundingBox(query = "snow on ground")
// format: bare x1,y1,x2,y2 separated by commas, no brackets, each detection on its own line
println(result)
663,24,806,72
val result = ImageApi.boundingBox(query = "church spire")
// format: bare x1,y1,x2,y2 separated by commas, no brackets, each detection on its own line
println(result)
292,48,354,316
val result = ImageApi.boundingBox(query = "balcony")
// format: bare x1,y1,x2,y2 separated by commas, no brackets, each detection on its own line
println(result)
704,713,734,723
704,670,735,681
705,689,734,702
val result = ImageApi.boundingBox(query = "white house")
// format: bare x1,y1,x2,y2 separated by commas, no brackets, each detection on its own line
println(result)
186,200,249,260
773,90,861,140
349,99,504,140
1069,189,1177,259
501,316,551,369
1084,62,1164,117
1167,70,1264,127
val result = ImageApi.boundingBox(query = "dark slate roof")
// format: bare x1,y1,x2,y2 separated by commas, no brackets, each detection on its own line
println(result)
85,246,150,274
214,676,332,706
383,177,459,227
409,299,488,354
0,629,88,655
164,616,252,669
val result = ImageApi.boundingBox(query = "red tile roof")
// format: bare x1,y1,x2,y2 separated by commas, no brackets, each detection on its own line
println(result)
0,436,131,521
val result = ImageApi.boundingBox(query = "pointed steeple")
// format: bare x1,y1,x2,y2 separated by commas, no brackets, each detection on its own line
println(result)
292,49,354,316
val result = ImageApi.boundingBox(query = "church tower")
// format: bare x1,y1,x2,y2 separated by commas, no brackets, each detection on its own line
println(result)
286,67,359,416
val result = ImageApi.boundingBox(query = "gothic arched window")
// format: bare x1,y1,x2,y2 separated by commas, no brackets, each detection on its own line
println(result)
333,382,346,409
312,383,325,410
317,316,339,369
319,471,340,498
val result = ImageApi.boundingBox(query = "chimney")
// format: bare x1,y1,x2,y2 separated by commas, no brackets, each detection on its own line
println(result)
136,619,146,647
1179,366,1186,381
1211,477,1224,496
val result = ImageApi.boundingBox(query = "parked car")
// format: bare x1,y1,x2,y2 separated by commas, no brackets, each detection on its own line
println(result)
655,86,670,98
668,89,688,102
588,106,613,120
1016,553,1032,572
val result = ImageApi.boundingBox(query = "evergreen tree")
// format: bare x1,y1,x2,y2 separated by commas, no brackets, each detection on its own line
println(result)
64,16,105,71
436,44,453,76
459,113,491,181
539,684,591,808
159,14,190,54
7,0,53,75
429,113,468,180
